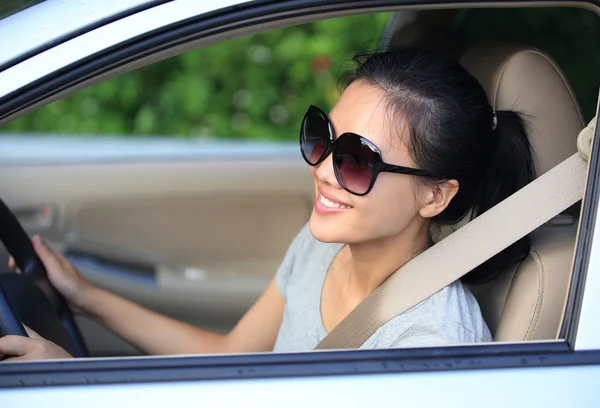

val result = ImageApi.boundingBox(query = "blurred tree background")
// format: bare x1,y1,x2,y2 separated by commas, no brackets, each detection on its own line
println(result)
3,7,599,140
4,13,391,141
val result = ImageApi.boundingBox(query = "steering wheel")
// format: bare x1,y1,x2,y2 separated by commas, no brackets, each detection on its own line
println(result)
0,199,89,358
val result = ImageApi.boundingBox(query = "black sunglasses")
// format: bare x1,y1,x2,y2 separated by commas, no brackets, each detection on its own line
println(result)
299,105,444,196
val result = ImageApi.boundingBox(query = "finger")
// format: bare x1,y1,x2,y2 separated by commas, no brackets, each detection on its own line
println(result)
1,355,26,362
7,257,22,274
55,250,74,270
32,235,62,272
0,335,32,357
23,325,43,340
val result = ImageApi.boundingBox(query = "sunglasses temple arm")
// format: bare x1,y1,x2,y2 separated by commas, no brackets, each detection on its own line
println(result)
382,164,444,179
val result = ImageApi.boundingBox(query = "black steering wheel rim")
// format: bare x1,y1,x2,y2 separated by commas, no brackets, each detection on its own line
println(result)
0,278,27,338
0,199,89,358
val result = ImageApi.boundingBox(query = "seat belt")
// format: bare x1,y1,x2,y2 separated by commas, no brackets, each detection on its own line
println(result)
316,116,596,350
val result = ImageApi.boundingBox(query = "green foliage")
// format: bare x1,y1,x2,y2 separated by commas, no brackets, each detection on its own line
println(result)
4,12,392,141
4,8,599,139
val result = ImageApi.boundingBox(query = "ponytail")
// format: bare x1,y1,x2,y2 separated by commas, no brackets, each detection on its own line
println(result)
462,110,536,285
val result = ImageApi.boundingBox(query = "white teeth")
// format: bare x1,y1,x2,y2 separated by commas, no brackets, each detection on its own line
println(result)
319,194,350,209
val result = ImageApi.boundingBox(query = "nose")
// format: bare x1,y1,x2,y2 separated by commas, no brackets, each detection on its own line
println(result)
314,152,341,189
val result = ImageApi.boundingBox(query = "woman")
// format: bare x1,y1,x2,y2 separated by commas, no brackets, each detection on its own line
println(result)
0,47,535,360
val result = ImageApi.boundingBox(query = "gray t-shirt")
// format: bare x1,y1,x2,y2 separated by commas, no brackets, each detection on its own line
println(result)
273,224,492,352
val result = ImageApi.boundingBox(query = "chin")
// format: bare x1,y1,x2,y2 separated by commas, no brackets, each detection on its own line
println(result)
309,211,354,244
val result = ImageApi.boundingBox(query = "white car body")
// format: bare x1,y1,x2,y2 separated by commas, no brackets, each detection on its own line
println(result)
0,0,599,406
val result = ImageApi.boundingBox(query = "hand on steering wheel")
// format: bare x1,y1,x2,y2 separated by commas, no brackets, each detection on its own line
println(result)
9,235,94,315
0,325,72,361
0,198,89,357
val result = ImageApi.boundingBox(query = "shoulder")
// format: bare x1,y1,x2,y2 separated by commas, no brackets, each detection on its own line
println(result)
363,281,492,349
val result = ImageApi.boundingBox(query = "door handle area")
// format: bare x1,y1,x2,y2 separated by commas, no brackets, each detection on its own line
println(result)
13,205,55,231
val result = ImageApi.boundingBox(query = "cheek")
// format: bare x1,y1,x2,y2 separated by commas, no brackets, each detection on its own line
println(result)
309,165,317,181
371,174,416,220
361,174,419,233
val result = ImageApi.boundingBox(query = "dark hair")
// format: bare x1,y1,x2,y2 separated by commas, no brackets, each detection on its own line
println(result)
341,47,536,285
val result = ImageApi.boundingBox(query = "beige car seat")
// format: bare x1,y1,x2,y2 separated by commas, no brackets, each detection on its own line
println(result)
459,45,585,341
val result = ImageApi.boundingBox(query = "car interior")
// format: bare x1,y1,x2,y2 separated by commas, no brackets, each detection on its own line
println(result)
0,6,598,357
459,44,583,341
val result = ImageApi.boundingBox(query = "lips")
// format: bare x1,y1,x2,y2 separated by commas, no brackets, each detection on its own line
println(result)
318,194,351,209
319,188,351,206
315,188,353,214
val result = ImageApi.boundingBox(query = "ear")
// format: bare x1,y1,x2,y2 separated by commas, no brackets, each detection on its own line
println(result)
418,179,459,219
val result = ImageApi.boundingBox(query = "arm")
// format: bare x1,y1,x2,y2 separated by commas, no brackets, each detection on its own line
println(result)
87,277,285,355
0,235,286,360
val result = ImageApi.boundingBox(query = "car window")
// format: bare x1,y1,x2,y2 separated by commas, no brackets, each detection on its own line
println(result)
0,11,393,358
1,12,391,141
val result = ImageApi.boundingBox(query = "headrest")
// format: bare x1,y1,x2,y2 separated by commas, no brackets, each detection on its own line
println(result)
460,44,584,176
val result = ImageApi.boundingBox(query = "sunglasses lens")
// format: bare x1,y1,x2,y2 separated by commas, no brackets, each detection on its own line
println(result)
334,135,378,195
301,107,331,165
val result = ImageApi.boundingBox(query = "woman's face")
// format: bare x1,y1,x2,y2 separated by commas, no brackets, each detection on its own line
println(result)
308,80,429,244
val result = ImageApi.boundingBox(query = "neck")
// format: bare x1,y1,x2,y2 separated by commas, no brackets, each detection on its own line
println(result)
342,219,431,296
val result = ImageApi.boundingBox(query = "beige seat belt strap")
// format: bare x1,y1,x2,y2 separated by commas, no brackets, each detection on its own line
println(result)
316,120,594,350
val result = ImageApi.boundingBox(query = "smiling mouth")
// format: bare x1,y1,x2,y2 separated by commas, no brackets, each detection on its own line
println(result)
318,194,352,209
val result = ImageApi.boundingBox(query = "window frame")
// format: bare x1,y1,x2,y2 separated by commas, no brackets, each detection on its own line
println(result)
2,342,600,388
0,0,169,73
0,0,599,390
567,113,600,350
